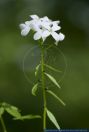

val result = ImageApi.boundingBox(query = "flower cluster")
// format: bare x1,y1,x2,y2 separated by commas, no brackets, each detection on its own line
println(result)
20,15,65,45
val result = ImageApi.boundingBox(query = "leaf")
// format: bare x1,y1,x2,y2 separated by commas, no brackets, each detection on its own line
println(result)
35,64,40,76
0,107,4,117
44,64,61,73
44,73,61,89
14,115,41,120
47,109,60,130
5,106,21,118
32,83,38,96
47,90,66,106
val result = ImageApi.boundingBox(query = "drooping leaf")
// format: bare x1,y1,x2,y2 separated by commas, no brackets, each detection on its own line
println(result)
14,115,41,120
47,90,66,106
47,109,60,130
35,64,40,76
44,73,61,89
32,83,38,96
5,106,21,118
0,107,4,117
44,64,61,73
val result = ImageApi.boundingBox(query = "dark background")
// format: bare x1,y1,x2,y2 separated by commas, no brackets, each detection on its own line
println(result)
0,0,89,131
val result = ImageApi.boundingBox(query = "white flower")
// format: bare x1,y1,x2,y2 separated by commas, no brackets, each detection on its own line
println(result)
41,22,63,44
19,14,65,44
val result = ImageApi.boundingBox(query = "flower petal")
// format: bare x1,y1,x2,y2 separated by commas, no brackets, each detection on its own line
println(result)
58,32,65,41
52,24,61,31
51,32,60,41
32,24,40,31
42,30,50,38
41,16,51,22
33,32,41,40
30,20,41,31
30,15,39,20
53,21,60,24
42,30,50,42
42,22,50,30
21,27,30,36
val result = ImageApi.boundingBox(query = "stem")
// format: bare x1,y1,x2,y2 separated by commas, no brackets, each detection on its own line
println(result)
0,116,7,132
41,44,47,131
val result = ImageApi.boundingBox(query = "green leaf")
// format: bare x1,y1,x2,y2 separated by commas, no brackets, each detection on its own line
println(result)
35,64,40,76
14,115,41,120
47,90,66,106
0,107,4,117
32,83,38,96
44,73,61,89
47,109,60,130
44,64,61,73
5,106,21,118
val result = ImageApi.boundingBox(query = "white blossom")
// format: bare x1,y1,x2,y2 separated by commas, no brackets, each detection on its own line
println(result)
19,14,65,44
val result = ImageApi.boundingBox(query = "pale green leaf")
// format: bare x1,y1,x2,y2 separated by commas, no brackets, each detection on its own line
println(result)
0,107,4,117
14,115,41,120
35,64,40,76
45,73,61,89
5,106,21,118
44,64,61,73
32,83,38,96
47,90,66,106
47,109,60,130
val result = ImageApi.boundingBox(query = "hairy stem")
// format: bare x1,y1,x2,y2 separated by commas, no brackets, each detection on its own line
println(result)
0,116,7,132
41,44,47,131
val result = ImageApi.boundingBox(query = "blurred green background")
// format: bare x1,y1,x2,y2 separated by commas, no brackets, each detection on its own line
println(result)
0,0,89,131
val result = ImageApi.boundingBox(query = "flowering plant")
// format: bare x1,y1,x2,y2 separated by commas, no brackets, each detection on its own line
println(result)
19,15,66,131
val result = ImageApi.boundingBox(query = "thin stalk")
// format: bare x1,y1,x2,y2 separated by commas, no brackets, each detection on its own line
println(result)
41,44,47,130
0,116,7,132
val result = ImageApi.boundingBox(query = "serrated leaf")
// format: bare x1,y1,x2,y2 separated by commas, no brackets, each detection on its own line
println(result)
44,64,61,73
32,83,38,96
47,109,60,130
0,107,4,117
5,106,21,118
14,115,41,120
35,64,40,76
47,90,66,106
44,73,61,89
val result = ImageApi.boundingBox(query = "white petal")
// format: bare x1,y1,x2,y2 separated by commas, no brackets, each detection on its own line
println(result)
41,16,51,22
21,27,30,36
52,24,61,31
51,32,60,41
42,30,50,38
30,15,39,20
53,21,60,24
19,24,26,30
42,22,50,30
33,32,41,40
58,32,65,41
30,20,41,31
32,23,40,31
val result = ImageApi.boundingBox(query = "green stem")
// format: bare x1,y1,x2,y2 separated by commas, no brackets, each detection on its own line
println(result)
41,44,47,131
0,116,7,132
